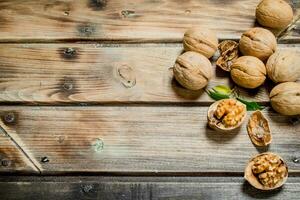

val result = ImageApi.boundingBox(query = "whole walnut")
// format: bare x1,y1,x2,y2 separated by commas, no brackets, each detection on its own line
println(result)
270,82,300,116
230,56,266,89
173,51,213,90
256,0,294,29
239,27,277,61
183,27,218,58
266,50,300,83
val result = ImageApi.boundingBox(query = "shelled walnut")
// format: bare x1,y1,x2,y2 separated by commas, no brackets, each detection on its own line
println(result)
247,111,272,146
239,27,277,61
216,40,239,71
256,0,294,29
207,99,247,132
245,153,288,190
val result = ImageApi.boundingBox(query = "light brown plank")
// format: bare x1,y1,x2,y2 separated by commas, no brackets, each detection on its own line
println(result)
1,176,300,200
0,106,299,174
1,43,299,104
0,0,299,42
0,119,40,173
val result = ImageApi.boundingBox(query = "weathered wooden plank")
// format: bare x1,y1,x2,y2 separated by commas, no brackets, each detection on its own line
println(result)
1,43,299,104
0,120,40,173
1,176,300,200
0,106,299,174
0,0,299,42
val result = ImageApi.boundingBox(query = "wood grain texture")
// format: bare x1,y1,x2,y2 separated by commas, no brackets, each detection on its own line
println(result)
0,0,299,42
1,43,299,105
1,176,300,200
0,106,299,174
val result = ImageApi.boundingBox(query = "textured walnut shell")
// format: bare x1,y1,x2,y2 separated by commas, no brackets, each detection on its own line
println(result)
270,82,300,115
239,27,277,61
216,40,239,71
247,111,272,147
173,51,213,90
266,50,300,83
244,152,288,190
231,56,266,89
207,99,247,133
256,0,294,29
183,27,218,58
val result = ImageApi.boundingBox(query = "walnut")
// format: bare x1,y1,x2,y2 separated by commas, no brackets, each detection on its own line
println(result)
207,99,247,132
230,56,266,89
239,27,277,61
266,50,300,83
245,153,288,190
256,0,294,29
247,111,271,147
173,51,213,90
270,82,300,116
183,27,218,58
216,40,239,71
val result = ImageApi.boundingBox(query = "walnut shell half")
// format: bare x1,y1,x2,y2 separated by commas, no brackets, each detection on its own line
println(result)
256,0,294,29
245,152,288,190
216,40,239,72
247,111,272,147
207,99,247,133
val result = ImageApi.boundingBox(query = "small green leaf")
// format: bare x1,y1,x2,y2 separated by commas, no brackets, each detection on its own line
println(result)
212,85,232,95
206,89,230,101
237,97,265,111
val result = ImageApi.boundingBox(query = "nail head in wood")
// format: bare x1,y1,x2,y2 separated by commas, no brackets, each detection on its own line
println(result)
41,157,49,163
293,157,300,163
1,159,11,167
3,112,16,124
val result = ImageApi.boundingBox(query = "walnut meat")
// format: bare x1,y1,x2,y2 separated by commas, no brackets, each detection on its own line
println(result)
173,51,213,90
216,40,239,71
245,153,288,190
230,56,266,89
239,27,277,61
207,99,247,132
266,50,300,83
270,82,300,115
256,0,294,29
247,111,272,147
183,27,218,58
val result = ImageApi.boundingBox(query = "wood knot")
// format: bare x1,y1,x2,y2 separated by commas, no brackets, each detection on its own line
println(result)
116,64,136,88
121,10,135,18
59,77,77,94
1,112,17,125
88,0,107,11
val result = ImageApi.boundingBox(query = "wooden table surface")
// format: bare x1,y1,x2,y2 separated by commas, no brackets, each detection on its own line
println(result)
0,0,299,199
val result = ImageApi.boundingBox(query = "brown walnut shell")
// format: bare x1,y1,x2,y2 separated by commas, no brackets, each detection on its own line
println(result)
244,152,288,190
256,0,294,29
173,51,213,90
269,82,300,116
216,40,239,71
207,99,247,133
183,27,218,58
231,56,266,89
247,111,272,147
266,50,300,83
239,27,277,61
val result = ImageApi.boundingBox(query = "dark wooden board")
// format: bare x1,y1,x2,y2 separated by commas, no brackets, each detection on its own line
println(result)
1,176,300,200
0,0,299,42
0,106,299,174
0,43,299,105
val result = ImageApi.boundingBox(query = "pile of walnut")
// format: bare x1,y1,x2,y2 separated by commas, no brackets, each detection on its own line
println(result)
172,0,298,190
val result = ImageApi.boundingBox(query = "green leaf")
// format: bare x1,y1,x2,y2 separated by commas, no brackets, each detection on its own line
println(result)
236,97,265,111
212,85,232,95
206,89,230,101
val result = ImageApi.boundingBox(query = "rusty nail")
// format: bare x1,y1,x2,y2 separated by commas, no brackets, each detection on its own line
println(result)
293,157,300,163
3,112,15,124
64,48,76,57
41,157,49,163
82,184,94,193
63,82,73,91
1,159,11,167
